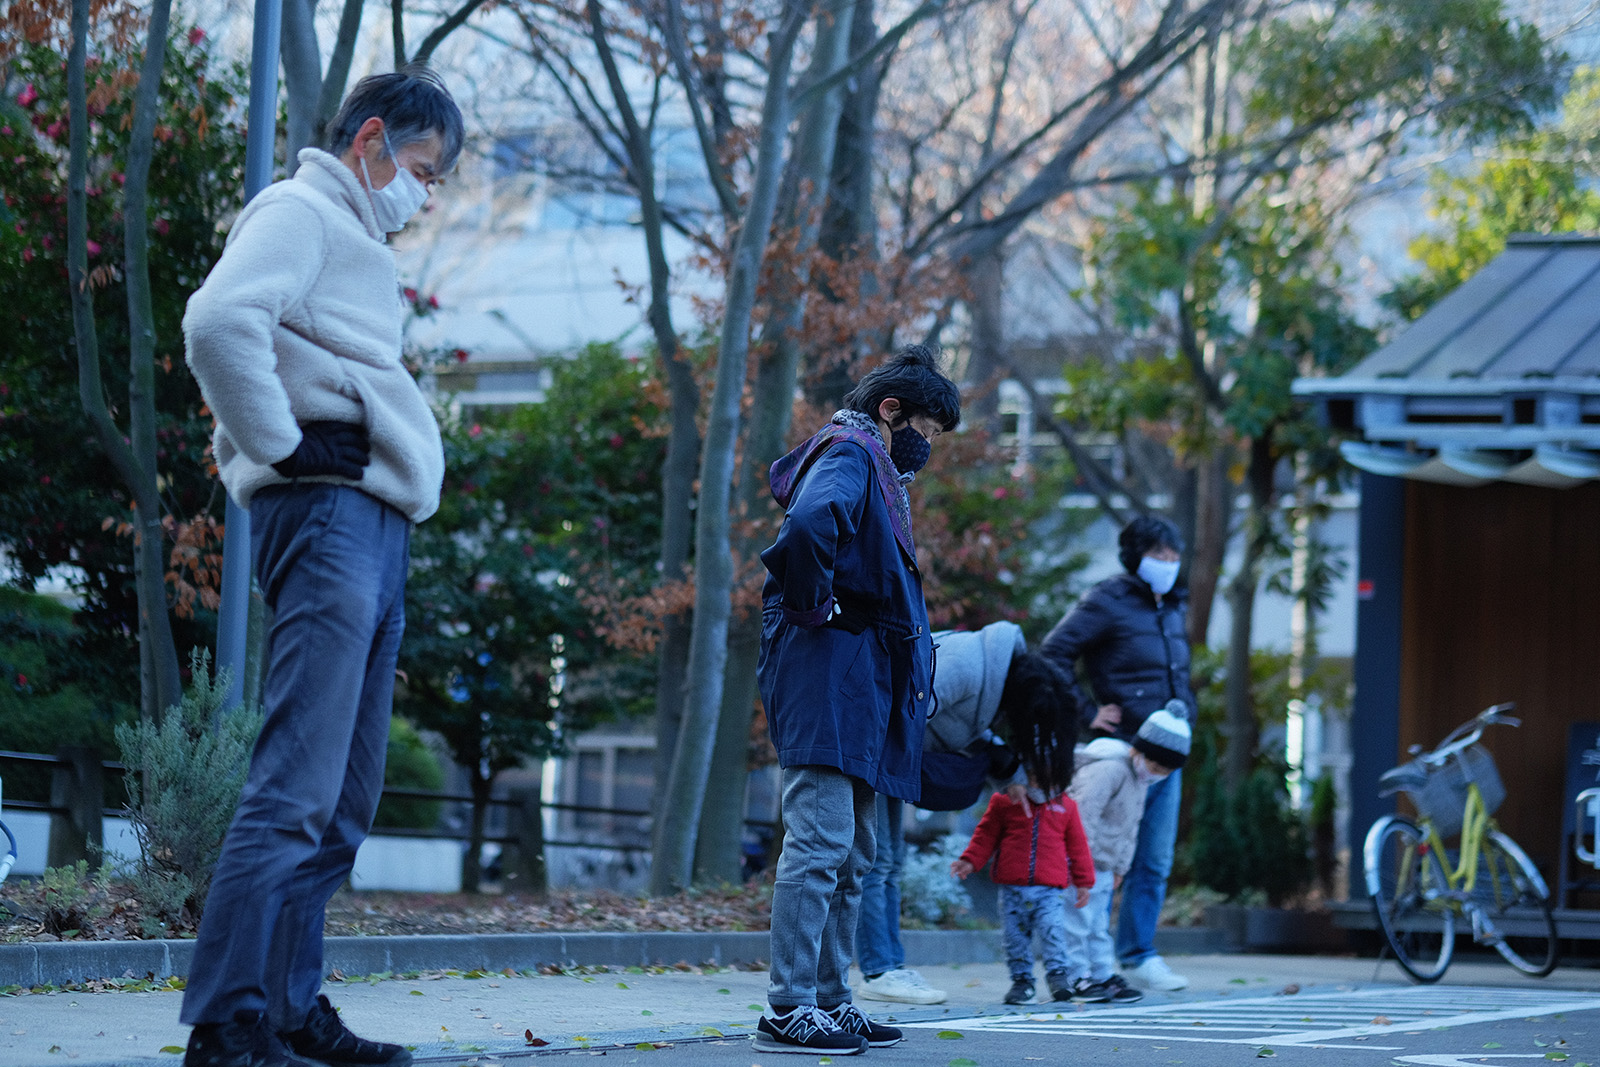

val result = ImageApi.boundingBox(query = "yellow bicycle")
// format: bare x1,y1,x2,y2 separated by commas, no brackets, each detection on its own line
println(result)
1363,703,1558,982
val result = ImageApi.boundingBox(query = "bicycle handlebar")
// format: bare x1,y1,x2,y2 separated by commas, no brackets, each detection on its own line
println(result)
1417,702,1518,766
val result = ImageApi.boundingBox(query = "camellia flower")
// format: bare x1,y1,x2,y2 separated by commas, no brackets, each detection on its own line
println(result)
188,26,206,44
453,348,469,363
153,218,170,235
16,84,37,108
86,239,102,255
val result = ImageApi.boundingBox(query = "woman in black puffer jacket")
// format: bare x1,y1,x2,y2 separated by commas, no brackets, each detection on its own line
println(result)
1038,515,1196,995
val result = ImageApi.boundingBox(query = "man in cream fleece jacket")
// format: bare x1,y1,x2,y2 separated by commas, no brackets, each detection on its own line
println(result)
180,69,462,1067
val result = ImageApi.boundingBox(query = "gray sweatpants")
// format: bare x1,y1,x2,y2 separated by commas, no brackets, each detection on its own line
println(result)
767,766,876,1009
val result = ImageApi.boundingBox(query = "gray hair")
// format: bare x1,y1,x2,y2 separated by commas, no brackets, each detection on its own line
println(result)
326,66,465,174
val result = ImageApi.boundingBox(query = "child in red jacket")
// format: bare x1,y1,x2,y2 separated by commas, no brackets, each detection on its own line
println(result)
951,786,1094,1005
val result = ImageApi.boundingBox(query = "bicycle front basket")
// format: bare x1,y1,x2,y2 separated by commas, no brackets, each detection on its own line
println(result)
1412,743,1505,838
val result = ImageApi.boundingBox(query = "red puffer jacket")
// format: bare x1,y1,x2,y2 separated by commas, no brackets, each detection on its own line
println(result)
959,791,1095,889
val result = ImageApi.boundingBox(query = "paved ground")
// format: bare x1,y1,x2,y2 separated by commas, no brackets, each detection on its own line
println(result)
1,951,1597,1066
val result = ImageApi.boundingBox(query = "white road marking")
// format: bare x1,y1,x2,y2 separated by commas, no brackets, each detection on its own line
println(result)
900,986,1600,1049
1393,1057,1547,1066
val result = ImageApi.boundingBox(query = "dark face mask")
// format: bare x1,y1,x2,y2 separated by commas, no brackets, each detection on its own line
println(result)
889,423,931,476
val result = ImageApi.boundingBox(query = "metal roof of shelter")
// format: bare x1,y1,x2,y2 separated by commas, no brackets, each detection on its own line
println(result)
1293,234,1600,487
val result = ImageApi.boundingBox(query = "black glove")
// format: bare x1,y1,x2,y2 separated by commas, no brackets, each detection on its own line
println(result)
824,596,871,635
271,421,370,480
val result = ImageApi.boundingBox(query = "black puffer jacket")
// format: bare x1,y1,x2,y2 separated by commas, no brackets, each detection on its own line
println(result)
1038,572,1196,737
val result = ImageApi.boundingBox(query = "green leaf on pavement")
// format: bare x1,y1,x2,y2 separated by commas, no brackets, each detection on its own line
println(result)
937,1030,964,1039
951,1059,980,1066
1257,1048,1276,1058
159,1048,185,1055
1485,1043,1503,1049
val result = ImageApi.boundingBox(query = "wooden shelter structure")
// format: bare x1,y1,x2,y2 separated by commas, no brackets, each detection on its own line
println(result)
1294,234,1600,917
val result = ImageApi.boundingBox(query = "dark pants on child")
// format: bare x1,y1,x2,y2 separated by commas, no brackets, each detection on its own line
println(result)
180,485,410,1028
1001,884,1070,981
768,767,876,1009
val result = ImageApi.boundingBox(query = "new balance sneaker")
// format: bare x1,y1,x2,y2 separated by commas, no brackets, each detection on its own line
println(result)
1123,955,1188,992
1004,977,1035,1005
1101,974,1145,1003
1046,969,1075,1002
858,967,948,1005
1069,977,1112,1004
751,1006,869,1055
827,1003,903,1047
185,1012,324,1067
282,995,412,1066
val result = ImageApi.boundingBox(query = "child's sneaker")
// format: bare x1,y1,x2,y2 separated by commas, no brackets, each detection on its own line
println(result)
1101,974,1145,1003
826,1003,903,1047
1069,978,1112,1004
1046,970,1075,1002
1004,977,1035,1005
752,1007,868,1055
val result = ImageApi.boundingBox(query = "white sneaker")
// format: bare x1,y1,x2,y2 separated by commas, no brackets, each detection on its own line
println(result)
1123,956,1188,992
857,968,948,1005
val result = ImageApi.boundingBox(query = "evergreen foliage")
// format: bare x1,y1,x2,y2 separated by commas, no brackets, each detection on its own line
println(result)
113,649,259,934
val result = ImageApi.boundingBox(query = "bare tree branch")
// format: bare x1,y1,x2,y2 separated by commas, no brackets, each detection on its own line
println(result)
412,0,491,64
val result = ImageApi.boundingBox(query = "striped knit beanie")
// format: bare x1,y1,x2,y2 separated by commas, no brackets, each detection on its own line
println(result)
1133,705,1191,770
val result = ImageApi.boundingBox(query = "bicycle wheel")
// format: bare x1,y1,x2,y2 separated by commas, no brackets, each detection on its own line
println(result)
1365,815,1456,982
1469,831,1558,977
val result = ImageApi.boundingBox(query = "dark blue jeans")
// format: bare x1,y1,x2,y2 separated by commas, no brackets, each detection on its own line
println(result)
1115,766,1182,966
854,794,905,976
181,485,410,1028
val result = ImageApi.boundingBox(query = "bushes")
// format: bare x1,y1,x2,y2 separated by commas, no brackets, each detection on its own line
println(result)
899,834,974,926
374,717,445,830
114,650,260,935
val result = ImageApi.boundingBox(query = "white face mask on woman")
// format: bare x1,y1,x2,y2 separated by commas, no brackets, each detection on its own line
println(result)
1137,555,1181,596
361,129,430,233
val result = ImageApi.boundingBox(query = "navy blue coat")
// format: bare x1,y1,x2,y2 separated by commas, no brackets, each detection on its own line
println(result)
757,432,934,801
1038,572,1196,738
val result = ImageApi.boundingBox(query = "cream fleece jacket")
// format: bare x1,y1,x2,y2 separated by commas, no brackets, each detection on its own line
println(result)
1067,737,1147,875
184,148,444,523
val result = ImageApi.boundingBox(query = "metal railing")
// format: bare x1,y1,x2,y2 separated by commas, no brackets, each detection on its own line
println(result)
0,750,775,860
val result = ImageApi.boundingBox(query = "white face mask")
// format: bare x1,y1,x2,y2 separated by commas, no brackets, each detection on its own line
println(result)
360,130,430,233
1137,555,1181,596
1132,754,1167,788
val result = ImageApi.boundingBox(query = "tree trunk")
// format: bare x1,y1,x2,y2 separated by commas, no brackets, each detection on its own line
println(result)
807,0,881,409
964,247,1005,435
1185,447,1232,645
315,0,365,139
462,770,491,893
509,780,547,898
692,0,856,886
1221,435,1275,788
581,1,702,815
649,0,807,897
68,0,181,724
281,0,323,170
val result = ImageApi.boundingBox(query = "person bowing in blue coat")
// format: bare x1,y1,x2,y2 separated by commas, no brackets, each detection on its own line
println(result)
752,344,960,1057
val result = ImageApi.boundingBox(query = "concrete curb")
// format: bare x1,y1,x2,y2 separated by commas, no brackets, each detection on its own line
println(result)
0,925,1228,989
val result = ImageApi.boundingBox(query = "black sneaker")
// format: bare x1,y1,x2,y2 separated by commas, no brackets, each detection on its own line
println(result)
1070,978,1113,1004
1047,970,1075,1002
751,1006,869,1055
827,1003,903,1047
1004,977,1035,1005
1101,974,1144,1004
186,1012,323,1067
282,995,412,1066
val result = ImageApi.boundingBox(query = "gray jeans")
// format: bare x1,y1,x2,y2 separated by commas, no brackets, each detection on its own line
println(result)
768,766,875,1009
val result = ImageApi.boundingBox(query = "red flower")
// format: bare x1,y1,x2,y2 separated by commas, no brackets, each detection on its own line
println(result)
0,126,11,136
16,674,27,687
427,294,439,309
188,25,206,44
469,423,482,437
992,486,1009,500
16,84,37,108
402,286,418,302
39,475,50,485
153,218,170,235
608,433,624,449
453,348,469,363
112,172,125,185
20,247,32,263
86,239,101,255
44,120,62,141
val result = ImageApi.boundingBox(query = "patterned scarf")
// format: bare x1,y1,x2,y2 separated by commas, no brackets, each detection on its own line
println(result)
768,410,917,562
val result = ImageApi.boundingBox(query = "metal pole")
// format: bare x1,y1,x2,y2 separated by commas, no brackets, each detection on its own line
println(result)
217,0,283,712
